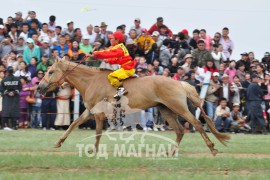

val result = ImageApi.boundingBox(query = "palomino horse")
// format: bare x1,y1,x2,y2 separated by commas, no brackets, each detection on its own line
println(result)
38,58,230,156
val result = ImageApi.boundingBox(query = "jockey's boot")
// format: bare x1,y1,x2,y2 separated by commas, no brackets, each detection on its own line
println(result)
113,87,128,100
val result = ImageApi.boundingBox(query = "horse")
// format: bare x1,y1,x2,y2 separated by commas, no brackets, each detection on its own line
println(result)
38,58,230,156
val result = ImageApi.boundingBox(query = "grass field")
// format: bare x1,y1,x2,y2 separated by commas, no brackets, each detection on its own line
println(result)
0,129,270,180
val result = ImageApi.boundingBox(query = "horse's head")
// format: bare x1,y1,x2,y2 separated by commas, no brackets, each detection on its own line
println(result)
38,57,66,95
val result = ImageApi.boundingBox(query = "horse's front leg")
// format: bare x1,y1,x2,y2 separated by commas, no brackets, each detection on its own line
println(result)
54,109,93,148
93,113,106,152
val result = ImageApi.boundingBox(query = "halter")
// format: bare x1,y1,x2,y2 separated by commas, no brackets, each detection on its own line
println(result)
42,55,88,88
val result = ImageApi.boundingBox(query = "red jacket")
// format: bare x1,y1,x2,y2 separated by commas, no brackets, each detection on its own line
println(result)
94,43,136,70
148,23,173,37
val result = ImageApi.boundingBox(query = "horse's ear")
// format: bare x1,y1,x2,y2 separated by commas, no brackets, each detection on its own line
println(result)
55,57,62,63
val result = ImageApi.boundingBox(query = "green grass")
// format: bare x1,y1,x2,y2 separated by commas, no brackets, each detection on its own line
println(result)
0,129,270,180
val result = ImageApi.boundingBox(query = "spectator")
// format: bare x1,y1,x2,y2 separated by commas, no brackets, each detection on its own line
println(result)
55,83,72,129
24,11,42,29
51,48,59,62
8,23,19,45
169,56,180,74
32,69,44,86
148,64,156,76
256,64,265,79
172,66,184,81
48,15,56,31
136,56,148,70
212,32,221,47
14,11,23,30
236,62,246,83
23,38,40,64
206,72,221,120
218,63,225,81
194,65,206,83
125,39,138,59
130,18,142,36
18,23,29,42
150,31,162,49
28,19,40,38
55,26,62,36
6,50,19,72
204,60,218,77
191,40,212,67
248,52,259,62
14,61,31,81
211,43,226,68
5,16,14,32
16,53,24,64
127,29,137,42
199,29,212,50
148,17,173,37
32,33,42,47
181,29,191,44
136,28,155,56
14,37,25,54
214,98,232,132
189,29,200,50
38,23,49,43
174,32,189,56
181,54,193,73
62,21,74,37
100,22,112,46
67,40,85,58
219,27,234,60
0,37,13,59
31,81,42,129
0,25,5,42
152,59,163,75
262,52,270,68
247,74,267,134
224,61,237,83
220,74,234,104
230,103,251,133
54,35,69,58
36,54,52,72
18,76,32,128
72,28,82,42
231,75,242,105
39,38,52,59
1,66,22,130
28,57,38,78
80,35,92,54
159,39,172,67
236,52,250,72
145,43,159,64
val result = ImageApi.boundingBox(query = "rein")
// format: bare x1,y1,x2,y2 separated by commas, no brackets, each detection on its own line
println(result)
42,55,88,87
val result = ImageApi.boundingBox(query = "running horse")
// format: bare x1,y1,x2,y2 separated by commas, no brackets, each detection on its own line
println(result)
38,58,230,156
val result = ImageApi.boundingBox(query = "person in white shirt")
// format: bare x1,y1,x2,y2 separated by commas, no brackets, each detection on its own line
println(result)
130,18,142,36
38,23,49,43
211,44,226,68
194,66,206,83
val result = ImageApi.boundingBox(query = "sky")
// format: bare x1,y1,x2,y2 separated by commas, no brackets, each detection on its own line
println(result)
1,0,270,60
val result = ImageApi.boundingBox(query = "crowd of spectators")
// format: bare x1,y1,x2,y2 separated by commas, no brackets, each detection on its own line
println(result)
0,11,269,134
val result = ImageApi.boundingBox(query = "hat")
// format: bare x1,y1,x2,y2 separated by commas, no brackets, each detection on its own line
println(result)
111,32,124,42
15,11,22,16
141,28,147,33
222,74,229,79
157,17,163,22
42,53,48,58
233,103,240,107
213,72,220,77
17,53,23,58
0,25,4,29
252,59,259,62
264,52,270,57
181,29,189,34
251,74,260,79
43,38,49,43
177,66,184,70
126,39,135,45
151,31,160,37
26,38,34,44
240,52,248,56
184,54,193,60
100,22,107,27
7,66,13,72
67,20,73,25
82,34,90,39
18,36,24,40
135,18,141,22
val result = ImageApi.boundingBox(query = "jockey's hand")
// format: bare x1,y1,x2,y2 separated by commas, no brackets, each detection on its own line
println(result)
85,53,95,58
103,59,108,63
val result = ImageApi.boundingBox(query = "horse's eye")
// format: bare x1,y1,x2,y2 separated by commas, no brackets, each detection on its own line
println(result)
49,71,54,75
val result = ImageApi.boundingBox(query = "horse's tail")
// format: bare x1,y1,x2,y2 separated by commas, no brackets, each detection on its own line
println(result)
180,82,230,146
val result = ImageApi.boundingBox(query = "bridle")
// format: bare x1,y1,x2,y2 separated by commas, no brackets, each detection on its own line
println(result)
41,55,88,88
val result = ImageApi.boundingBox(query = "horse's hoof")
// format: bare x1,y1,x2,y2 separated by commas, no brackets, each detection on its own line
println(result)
212,149,218,156
54,142,62,148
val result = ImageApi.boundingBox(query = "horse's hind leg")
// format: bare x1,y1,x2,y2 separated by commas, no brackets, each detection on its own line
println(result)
159,106,184,155
54,109,92,148
179,111,218,156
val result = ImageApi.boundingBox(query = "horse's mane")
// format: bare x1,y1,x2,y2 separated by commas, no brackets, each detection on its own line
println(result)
59,60,112,73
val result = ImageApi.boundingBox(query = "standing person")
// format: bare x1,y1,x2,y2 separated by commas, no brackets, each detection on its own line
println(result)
130,18,142,36
191,40,212,67
212,32,221,47
247,74,267,134
148,17,173,37
18,76,32,128
14,61,31,81
31,81,42,129
1,66,22,130
219,27,234,60
23,38,40,64
189,29,200,50
199,29,212,50
54,83,72,129
211,44,226,68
